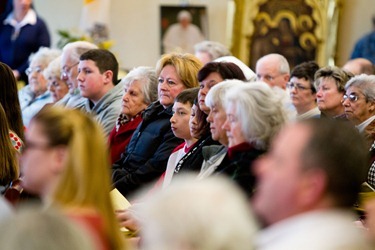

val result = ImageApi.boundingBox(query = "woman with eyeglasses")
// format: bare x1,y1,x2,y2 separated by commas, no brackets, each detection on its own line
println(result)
314,66,353,119
44,56,69,103
18,47,60,127
288,61,320,120
20,106,127,250
342,74,375,187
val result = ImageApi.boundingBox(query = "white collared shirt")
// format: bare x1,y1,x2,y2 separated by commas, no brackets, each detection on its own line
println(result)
356,115,375,133
3,9,37,40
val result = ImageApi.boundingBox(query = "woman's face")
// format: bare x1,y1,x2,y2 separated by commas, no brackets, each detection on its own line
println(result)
198,72,224,114
315,77,344,117
158,65,186,108
47,76,69,103
27,60,48,97
289,76,316,114
222,102,246,147
206,104,228,146
21,121,59,197
13,0,32,15
343,86,375,125
122,80,149,118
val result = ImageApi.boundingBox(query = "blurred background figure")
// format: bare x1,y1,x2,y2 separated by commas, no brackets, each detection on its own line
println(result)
138,175,258,250
342,58,374,76
0,0,50,84
0,62,24,150
18,47,60,127
288,61,320,120
0,207,94,250
44,56,69,103
194,40,231,65
108,66,158,164
20,106,126,250
163,10,204,54
350,16,375,64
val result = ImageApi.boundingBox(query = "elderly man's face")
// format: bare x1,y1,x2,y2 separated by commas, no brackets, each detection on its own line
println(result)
256,59,289,89
251,123,312,226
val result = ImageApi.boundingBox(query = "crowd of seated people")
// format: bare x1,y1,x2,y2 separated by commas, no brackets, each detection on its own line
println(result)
1,33,375,249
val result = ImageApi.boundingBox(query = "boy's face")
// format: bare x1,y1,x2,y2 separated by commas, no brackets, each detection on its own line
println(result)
170,101,193,140
77,59,110,103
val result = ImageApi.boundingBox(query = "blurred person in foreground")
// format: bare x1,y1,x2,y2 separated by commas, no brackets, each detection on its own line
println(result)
20,106,127,250
252,119,371,249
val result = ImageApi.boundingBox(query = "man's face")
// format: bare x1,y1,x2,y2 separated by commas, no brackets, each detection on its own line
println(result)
251,124,311,225
61,52,79,95
256,59,289,89
77,60,108,103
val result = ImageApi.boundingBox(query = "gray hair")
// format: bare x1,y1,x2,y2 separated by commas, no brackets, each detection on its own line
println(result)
345,74,375,102
224,81,287,150
139,174,258,250
194,41,231,61
29,47,61,68
0,207,94,250
257,53,290,74
43,56,62,80
62,41,98,62
314,66,353,93
120,66,158,105
205,80,244,109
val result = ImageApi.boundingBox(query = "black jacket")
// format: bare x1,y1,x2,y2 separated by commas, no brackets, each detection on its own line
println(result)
112,101,183,197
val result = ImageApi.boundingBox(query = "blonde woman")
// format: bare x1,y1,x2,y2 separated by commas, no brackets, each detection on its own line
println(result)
21,106,126,250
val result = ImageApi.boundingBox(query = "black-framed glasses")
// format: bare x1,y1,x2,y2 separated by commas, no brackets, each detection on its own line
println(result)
286,82,312,91
61,62,79,79
342,93,360,103
25,66,43,76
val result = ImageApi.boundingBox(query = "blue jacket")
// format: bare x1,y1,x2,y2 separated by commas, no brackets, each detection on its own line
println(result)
0,13,50,82
112,101,184,197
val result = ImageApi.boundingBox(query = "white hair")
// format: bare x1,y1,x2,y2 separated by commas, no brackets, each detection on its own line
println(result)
29,47,61,68
43,56,63,80
138,174,258,250
205,80,244,109
224,81,287,150
62,41,98,62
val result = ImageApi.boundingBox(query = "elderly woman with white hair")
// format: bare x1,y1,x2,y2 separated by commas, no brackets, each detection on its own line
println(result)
44,56,69,103
18,47,61,127
199,80,287,197
342,74,375,187
108,66,158,164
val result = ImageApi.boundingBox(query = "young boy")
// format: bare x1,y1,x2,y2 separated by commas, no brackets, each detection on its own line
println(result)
162,87,199,188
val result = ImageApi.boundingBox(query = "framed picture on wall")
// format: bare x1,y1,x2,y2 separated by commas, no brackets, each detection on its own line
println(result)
160,5,208,55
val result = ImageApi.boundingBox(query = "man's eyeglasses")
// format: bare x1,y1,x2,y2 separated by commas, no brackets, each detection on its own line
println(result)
286,82,312,91
61,62,79,79
25,66,43,76
257,74,279,82
342,93,360,103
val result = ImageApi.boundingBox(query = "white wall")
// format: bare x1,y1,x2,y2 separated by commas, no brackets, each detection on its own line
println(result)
336,0,374,66
34,0,229,70
34,0,374,68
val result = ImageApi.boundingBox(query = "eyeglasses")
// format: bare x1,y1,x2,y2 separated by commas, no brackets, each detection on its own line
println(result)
25,66,43,76
286,82,312,91
256,74,279,82
61,62,79,79
23,141,52,152
342,93,360,103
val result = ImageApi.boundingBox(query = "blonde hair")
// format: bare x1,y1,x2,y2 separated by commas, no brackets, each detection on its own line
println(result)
31,106,125,250
156,53,202,89
0,103,19,186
